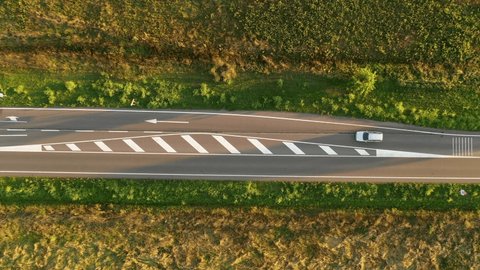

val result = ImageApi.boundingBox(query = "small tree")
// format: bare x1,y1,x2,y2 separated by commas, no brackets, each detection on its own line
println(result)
351,67,377,97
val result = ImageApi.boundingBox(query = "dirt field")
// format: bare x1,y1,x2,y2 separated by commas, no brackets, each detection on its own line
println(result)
0,205,478,269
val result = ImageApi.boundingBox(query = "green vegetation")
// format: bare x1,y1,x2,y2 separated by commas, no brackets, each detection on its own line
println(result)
0,0,478,130
0,1,478,68
1,69,480,130
0,2,478,267
0,177,479,210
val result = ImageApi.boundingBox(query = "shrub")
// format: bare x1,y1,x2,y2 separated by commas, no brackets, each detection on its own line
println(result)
351,67,377,97
210,57,237,83
272,96,283,109
147,80,183,108
276,78,284,88
64,81,77,92
193,83,216,102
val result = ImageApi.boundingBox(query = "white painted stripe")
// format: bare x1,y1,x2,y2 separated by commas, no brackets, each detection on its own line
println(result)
0,120,27,123
157,121,189,124
283,142,305,155
376,149,444,158
75,130,94,132
182,135,208,153
469,137,472,156
213,135,240,154
43,145,54,151
123,139,144,152
320,145,337,155
152,137,176,153
248,139,272,154
0,134,27,137
94,141,112,152
108,130,128,133
0,144,42,152
452,137,455,156
7,129,26,132
355,149,370,156
66,143,81,151
41,129,59,132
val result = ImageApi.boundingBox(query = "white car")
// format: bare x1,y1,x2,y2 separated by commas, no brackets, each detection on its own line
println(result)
355,131,383,142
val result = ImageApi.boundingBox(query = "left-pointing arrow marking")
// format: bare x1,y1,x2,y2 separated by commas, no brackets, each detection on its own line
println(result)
0,116,27,123
6,116,18,121
145,119,189,124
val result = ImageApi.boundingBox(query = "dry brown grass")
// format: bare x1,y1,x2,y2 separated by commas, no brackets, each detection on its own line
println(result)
0,205,478,269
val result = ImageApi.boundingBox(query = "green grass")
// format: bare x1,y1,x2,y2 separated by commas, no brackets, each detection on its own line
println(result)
1,177,479,210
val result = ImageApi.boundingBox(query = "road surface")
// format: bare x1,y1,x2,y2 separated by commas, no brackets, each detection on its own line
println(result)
0,107,479,182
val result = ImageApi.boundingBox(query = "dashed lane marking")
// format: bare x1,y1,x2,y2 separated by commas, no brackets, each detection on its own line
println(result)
94,141,113,152
248,139,273,155
319,145,338,155
181,135,208,154
283,142,305,155
123,139,144,152
213,135,240,154
152,136,176,153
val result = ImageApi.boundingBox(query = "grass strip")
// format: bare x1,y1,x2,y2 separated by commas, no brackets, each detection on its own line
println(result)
0,177,478,210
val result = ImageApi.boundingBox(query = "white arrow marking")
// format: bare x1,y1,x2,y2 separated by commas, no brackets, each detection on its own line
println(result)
6,116,18,121
0,116,27,123
145,119,189,124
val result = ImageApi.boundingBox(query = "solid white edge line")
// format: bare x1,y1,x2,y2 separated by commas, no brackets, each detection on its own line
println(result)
213,135,241,154
0,170,479,180
66,143,81,151
152,137,176,153
248,138,273,154
94,141,113,152
283,142,305,155
123,139,145,152
181,135,208,154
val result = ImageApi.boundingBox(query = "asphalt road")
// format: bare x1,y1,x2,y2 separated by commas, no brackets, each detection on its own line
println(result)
0,107,479,182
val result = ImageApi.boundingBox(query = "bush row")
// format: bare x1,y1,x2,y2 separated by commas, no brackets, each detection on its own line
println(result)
0,177,478,210
1,74,185,108
1,70,479,130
